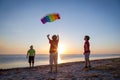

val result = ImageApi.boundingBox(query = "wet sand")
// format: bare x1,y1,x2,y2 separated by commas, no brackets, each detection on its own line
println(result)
0,58,120,80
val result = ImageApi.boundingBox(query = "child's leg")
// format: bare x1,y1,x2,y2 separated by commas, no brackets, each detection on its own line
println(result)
50,54,53,72
29,57,31,67
55,53,58,72
86,53,91,67
55,64,57,72
88,59,91,67
52,53,58,72
85,59,87,66
88,53,91,67
50,65,53,72
84,54,88,68
32,58,34,67
55,58,58,72
29,63,31,67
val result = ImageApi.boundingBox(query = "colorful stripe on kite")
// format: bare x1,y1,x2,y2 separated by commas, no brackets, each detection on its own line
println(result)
41,13,60,24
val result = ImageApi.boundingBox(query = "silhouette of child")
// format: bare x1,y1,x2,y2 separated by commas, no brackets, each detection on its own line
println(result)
47,34,59,73
26,45,35,67
84,35,91,68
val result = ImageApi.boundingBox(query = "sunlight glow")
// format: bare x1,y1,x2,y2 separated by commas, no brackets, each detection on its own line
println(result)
58,54,61,64
58,45,65,54
58,44,65,63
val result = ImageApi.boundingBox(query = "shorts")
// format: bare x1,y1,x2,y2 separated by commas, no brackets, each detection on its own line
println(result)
29,56,34,63
49,53,58,65
84,53,90,60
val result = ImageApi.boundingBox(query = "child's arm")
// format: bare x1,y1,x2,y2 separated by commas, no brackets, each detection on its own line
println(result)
57,35,59,41
47,34,51,41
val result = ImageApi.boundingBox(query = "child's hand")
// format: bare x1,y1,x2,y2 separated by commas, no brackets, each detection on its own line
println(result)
47,34,50,37
83,52,85,55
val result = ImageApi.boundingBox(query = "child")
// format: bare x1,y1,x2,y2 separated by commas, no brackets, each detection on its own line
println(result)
83,35,91,68
47,34,59,73
26,45,35,67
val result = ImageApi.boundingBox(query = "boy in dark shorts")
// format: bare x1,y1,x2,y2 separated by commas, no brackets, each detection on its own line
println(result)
26,45,35,67
47,34,59,73
83,35,91,68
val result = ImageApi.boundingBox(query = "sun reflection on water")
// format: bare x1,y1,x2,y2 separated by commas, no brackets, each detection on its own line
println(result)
58,54,61,64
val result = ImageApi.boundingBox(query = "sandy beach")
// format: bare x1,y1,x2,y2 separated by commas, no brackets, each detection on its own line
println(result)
0,58,120,80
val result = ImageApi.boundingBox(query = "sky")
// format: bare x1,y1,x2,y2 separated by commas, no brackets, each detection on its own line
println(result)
0,0,120,54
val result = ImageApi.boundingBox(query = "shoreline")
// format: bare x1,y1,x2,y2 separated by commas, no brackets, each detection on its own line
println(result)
0,53,119,69
0,57,119,70
0,57,120,80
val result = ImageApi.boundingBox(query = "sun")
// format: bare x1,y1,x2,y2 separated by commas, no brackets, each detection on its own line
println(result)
58,45,65,54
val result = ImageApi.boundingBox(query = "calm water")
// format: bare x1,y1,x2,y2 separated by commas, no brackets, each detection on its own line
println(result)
0,53,120,69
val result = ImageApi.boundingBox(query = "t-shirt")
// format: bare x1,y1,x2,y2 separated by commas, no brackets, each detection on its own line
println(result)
49,40,59,53
84,41,90,53
28,49,35,56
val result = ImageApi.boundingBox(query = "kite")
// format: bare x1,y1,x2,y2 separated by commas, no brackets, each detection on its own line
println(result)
41,13,60,24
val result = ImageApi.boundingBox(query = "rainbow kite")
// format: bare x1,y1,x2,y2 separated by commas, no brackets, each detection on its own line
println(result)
41,13,60,24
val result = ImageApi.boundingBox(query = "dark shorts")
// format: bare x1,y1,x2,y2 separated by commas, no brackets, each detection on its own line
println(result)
29,56,34,63
84,53,90,60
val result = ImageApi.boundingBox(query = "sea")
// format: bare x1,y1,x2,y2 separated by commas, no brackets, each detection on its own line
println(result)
0,53,120,69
